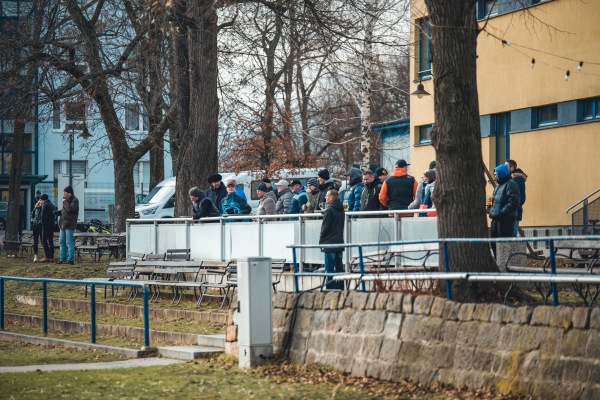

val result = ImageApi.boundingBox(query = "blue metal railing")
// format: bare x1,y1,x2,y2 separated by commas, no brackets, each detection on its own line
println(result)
288,235,600,306
0,277,150,346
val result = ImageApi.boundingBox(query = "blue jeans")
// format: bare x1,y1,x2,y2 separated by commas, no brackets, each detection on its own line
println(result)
324,252,344,290
60,229,75,262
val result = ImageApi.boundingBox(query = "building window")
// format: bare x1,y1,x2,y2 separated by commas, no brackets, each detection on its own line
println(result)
52,101,61,130
125,103,140,131
536,104,558,127
477,0,499,19
53,160,87,181
417,18,431,79
581,98,600,121
418,124,433,144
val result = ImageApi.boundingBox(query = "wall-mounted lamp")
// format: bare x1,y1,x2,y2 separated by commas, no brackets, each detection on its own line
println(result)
411,81,430,99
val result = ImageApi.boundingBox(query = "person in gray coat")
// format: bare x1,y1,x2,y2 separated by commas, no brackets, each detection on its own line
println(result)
256,183,277,216
275,180,293,216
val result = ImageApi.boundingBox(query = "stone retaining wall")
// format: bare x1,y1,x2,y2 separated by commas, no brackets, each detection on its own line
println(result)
226,292,600,399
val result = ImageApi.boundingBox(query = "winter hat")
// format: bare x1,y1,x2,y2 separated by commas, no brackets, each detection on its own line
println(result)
395,159,410,168
428,160,437,170
207,174,222,183
261,178,271,184
256,183,268,192
189,187,202,197
41,194,49,201
374,167,388,177
307,178,319,188
318,169,330,180
225,178,237,186
346,167,362,186
424,169,436,181
494,164,510,181
275,179,289,187
290,179,302,187
64,186,74,194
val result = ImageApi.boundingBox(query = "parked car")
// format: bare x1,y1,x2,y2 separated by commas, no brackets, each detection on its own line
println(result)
0,201,6,230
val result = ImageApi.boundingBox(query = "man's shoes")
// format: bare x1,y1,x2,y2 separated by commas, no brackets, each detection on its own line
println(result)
66,261,74,265
56,261,65,264
39,257,51,263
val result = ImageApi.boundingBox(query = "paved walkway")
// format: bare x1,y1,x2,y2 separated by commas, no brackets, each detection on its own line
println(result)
0,358,184,373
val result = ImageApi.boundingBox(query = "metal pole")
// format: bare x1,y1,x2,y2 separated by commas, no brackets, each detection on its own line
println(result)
69,126,73,188
358,246,366,292
293,248,299,293
143,285,150,347
443,242,452,300
548,239,558,306
0,278,4,330
42,281,48,336
90,284,96,343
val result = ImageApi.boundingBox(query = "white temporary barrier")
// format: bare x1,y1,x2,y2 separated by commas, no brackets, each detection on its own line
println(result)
126,211,438,265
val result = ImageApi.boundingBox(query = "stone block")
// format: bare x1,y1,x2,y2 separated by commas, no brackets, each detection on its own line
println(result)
586,330,600,358
338,291,352,309
402,294,414,314
272,308,289,330
530,305,554,326
313,292,325,310
375,293,389,310
413,295,435,315
490,304,512,324
513,305,533,325
351,292,369,310
429,297,446,318
549,306,574,329
362,311,387,334
442,301,460,321
379,338,402,363
384,313,402,339
455,321,479,346
334,309,354,334
561,329,589,357
512,325,544,352
226,325,237,342
457,303,475,321
224,341,239,357
572,307,590,329
272,292,287,309
561,358,592,386
286,294,299,310
472,303,492,322
399,315,422,342
362,335,384,360
297,292,310,309
476,323,502,349
442,320,459,342
386,293,403,313
365,293,378,310
323,291,340,310
590,308,600,330
366,361,382,379
496,242,527,272
295,309,314,332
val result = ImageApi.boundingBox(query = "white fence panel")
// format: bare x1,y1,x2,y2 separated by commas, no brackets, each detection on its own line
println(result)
191,223,222,260
262,221,296,261
224,222,260,260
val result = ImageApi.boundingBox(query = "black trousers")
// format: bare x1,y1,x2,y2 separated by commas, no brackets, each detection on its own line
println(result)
490,216,515,257
41,225,55,260
32,224,42,254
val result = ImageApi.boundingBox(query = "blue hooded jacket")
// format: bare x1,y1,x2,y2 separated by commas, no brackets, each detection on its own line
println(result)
489,164,520,219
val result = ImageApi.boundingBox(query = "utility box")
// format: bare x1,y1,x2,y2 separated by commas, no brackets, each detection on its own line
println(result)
237,257,273,369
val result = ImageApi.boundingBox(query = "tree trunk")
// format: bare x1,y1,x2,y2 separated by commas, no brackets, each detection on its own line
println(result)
423,0,500,301
359,11,375,170
175,0,219,217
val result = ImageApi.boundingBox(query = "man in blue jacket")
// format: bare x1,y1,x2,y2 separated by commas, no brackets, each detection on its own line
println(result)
489,164,521,256
288,180,307,216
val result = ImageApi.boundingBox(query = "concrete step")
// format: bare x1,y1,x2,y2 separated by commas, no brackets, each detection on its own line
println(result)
157,345,223,360
197,334,225,349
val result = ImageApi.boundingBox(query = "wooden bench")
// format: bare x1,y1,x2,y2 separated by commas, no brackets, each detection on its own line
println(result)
75,233,112,262
506,239,600,305
196,261,235,308
349,243,439,272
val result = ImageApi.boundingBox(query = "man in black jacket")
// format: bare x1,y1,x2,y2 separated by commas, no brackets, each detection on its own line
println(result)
189,187,220,220
206,174,227,214
359,170,382,217
39,194,56,262
506,159,527,237
30,190,42,262
489,164,521,256
319,189,345,290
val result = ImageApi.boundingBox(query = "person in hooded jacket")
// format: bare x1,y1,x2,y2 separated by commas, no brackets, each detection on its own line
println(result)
256,183,277,215
506,159,527,237
316,169,337,211
343,167,364,212
489,163,521,256
303,178,319,214
39,194,56,262
189,187,220,220
30,190,43,262
221,179,252,218
319,189,345,290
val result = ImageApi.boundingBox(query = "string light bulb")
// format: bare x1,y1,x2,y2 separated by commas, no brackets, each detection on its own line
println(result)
578,61,584,72
502,40,510,47
565,70,570,81
531,58,536,69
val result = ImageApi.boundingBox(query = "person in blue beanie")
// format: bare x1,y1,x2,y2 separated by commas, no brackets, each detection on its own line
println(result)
489,164,521,256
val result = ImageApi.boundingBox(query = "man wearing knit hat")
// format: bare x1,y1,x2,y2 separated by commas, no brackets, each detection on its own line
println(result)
303,178,320,213
189,187,219,220
206,173,227,214
57,186,79,265
316,169,336,211
256,183,277,216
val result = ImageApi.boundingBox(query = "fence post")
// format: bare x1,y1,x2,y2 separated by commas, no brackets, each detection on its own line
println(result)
443,242,452,300
358,246,366,292
143,285,150,347
293,248,299,294
90,284,96,343
548,239,559,306
0,278,4,330
42,281,48,337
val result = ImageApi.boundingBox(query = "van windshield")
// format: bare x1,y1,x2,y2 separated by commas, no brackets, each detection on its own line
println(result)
138,185,174,205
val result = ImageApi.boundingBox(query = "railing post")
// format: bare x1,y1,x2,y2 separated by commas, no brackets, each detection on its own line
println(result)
548,239,559,306
583,199,589,235
143,285,150,347
0,278,4,330
42,281,48,337
358,246,366,292
90,284,96,344
443,242,452,300
293,248,299,294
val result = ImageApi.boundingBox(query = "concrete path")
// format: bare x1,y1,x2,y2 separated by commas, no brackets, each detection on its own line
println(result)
0,358,184,373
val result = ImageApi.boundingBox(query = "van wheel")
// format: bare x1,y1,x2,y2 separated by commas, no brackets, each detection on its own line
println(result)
0,218,5,231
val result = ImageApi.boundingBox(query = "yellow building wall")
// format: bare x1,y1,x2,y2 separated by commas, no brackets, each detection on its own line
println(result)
409,0,600,227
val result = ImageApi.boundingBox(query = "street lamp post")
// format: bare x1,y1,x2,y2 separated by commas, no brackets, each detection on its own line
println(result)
64,122,92,188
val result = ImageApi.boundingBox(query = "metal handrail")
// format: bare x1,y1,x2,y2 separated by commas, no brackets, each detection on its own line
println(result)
289,235,600,306
0,277,150,346
566,187,600,214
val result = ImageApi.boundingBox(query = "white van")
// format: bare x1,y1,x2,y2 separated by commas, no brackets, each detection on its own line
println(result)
134,168,345,218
